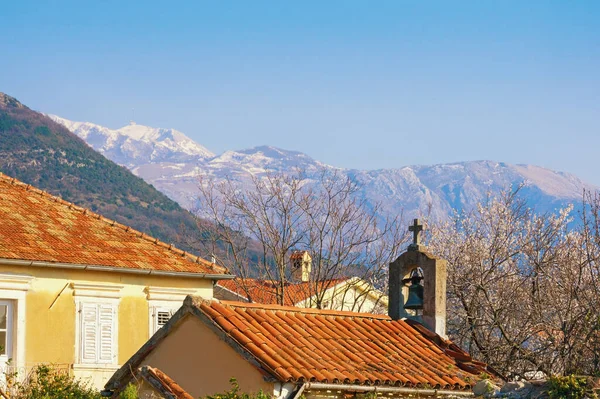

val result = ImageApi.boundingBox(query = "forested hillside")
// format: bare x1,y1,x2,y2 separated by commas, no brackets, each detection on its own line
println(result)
0,92,201,253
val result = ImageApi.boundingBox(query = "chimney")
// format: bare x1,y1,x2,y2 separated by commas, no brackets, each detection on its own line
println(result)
290,251,311,282
388,219,447,338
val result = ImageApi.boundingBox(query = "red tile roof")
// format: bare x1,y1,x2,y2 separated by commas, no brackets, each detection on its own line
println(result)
108,297,496,393
0,173,228,276
217,278,349,306
290,250,308,260
139,366,194,399
192,298,490,390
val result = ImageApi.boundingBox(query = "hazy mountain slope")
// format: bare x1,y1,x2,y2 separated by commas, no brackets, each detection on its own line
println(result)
51,114,597,221
0,93,202,253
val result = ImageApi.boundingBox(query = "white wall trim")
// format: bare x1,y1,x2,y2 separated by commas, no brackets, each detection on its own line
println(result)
72,363,121,371
0,272,32,375
0,273,34,291
71,282,124,299
144,286,198,301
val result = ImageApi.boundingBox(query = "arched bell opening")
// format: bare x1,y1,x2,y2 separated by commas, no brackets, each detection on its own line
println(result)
402,267,424,318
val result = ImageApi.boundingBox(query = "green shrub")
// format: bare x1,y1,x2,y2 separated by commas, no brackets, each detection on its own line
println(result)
548,375,596,399
204,378,272,399
10,364,100,399
119,383,139,399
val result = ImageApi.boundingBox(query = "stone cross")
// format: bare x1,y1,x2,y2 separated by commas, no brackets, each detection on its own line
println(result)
408,218,423,248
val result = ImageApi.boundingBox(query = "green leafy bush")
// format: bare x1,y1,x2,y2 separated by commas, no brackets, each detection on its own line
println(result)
548,375,596,399
204,378,272,399
10,364,100,399
119,383,139,399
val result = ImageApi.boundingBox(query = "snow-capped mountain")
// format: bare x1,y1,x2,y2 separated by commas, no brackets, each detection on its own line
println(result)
51,115,597,220
47,115,214,167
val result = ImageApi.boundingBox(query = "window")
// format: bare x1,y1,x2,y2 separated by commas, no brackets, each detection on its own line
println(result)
79,302,116,364
0,301,13,359
151,306,177,334
145,286,198,336
71,282,122,366
0,273,32,374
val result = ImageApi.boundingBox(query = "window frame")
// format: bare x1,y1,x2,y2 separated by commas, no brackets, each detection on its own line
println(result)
77,300,118,365
149,305,179,335
72,283,122,367
0,300,14,360
145,286,198,337
0,273,33,374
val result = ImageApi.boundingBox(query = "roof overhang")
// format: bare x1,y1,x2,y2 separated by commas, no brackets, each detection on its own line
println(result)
0,258,235,281
302,382,473,397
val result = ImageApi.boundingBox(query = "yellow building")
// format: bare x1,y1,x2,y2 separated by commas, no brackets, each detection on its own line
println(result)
0,173,232,388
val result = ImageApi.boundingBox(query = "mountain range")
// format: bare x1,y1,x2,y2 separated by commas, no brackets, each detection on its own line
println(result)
48,114,596,222
0,92,201,254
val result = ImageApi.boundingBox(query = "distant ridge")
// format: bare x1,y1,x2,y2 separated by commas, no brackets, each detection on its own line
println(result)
51,112,598,221
0,92,203,255
47,114,214,167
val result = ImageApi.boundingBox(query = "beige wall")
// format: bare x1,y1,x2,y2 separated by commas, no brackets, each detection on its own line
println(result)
296,280,387,314
142,314,273,398
0,263,214,388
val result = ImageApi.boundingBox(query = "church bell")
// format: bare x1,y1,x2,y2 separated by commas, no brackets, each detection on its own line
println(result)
404,270,424,310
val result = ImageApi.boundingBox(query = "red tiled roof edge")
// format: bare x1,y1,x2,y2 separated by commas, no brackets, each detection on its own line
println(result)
107,296,497,394
404,319,502,380
140,366,194,399
0,172,227,274
189,297,496,390
217,277,354,306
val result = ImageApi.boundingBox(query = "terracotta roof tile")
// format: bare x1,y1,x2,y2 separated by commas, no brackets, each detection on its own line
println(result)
289,250,308,260
218,277,349,305
0,173,227,276
187,298,494,390
139,366,194,399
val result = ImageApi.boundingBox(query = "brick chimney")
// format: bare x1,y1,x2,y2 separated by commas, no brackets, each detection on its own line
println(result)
388,219,447,338
290,251,311,282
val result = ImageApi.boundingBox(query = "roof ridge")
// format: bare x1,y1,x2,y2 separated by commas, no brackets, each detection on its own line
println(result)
0,172,225,273
209,297,391,319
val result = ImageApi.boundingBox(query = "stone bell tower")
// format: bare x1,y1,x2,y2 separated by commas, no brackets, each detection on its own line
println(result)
290,251,312,282
388,219,447,338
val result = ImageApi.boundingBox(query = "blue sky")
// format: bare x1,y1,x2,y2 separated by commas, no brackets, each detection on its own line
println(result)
2,1,599,184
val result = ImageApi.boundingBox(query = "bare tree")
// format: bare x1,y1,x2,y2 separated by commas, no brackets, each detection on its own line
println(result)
194,169,406,308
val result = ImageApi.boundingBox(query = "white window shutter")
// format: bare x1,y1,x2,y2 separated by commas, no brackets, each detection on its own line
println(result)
98,304,115,363
81,303,98,363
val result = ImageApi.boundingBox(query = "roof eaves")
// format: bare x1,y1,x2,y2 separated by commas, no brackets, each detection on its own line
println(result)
303,382,474,397
139,366,194,399
0,258,235,281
